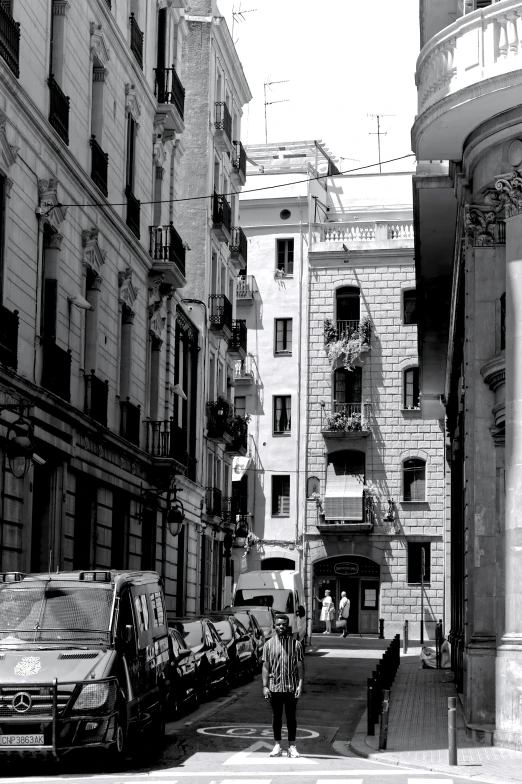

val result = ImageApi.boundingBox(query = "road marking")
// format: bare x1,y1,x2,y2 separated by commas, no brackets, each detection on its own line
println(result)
317,780,363,784
197,724,319,740
0,770,450,781
223,740,317,765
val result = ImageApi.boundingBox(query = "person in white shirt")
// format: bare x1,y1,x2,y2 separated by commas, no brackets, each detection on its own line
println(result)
338,591,350,638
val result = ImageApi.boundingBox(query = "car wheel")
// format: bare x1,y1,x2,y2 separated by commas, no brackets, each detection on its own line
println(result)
107,710,128,767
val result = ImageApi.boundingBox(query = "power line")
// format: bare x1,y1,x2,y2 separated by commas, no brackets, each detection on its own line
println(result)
53,153,416,213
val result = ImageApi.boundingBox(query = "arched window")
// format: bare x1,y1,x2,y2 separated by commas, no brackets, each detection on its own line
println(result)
403,458,426,502
403,367,420,409
335,287,360,337
333,367,362,414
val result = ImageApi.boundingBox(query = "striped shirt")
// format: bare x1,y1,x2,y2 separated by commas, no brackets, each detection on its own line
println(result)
262,634,303,693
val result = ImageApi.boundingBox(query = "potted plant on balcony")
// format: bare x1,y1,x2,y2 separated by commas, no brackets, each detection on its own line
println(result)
227,411,250,452
324,316,372,371
325,410,363,432
206,396,231,437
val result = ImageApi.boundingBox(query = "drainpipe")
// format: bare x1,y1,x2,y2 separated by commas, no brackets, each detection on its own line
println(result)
296,199,305,570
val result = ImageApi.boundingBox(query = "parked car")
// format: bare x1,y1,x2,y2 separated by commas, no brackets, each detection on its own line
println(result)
167,627,198,717
207,612,256,683
168,617,229,700
230,609,265,669
235,606,278,643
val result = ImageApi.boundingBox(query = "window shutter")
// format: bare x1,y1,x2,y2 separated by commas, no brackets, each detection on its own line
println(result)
324,465,364,521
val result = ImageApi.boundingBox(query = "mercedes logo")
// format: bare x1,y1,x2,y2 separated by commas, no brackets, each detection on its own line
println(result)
12,691,32,713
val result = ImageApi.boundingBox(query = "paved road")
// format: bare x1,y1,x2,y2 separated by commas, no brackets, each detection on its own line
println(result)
0,636,484,784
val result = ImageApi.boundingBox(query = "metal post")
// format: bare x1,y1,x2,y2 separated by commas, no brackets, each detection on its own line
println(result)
403,620,408,653
379,618,384,639
448,696,457,765
367,677,375,736
378,689,390,749
420,547,425,644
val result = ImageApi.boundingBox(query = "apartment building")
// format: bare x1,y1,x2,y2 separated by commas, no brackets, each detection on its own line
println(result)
413,0,522,750
0,0,210,614
238,142,446,639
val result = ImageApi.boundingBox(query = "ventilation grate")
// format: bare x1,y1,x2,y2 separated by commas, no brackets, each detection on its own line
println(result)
59,652,99,660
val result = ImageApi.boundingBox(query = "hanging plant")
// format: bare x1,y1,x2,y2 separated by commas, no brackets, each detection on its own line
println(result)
324,316,372,371
325,410,363,432
310,491,324,512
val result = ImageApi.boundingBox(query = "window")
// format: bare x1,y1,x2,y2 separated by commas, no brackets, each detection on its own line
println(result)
273,396,291,434
134,594,150,632
334,368,362,411
272,475,290,516
234,395,246,418
408,542,431,583
336,287,360,323
403,368,420,409
403,290,417,325
403,458,426,502
276,239,294,275
150,591,165,627
275,318,292,354
125,113,137,193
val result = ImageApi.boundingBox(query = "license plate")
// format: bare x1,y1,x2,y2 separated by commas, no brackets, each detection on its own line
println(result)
1,734,44,746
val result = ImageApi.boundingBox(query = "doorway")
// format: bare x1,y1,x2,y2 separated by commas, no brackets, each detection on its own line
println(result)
338,578,359,635
313,554,380,634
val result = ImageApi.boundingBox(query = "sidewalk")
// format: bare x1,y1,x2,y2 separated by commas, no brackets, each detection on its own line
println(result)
348,648,522,784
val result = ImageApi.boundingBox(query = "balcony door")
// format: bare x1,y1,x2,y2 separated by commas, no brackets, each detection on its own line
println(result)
334,368,361,414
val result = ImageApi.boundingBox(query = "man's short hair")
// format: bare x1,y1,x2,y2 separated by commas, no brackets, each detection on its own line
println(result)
275,614,289,624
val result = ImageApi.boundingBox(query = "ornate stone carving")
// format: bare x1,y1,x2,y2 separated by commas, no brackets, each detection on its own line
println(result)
176,308,198,347
90,22,110,66
153,136,167,169
118,267,139,311
38,177,67,229
5,177,13,198
125,83,141,123
52,1,70,16
82,227,106,273
44,231,63,250
465,206,499,247
490,170,522,218
149,304,167,340
93,67,107,83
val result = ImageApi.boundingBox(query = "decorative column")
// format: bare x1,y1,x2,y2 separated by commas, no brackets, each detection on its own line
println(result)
50,2,70,84
119,308,135,401
149,336,163,421
42,231,63,341
84,270,102,375
493,170,522,749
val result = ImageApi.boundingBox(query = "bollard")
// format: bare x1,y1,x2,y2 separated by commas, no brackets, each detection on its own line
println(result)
403,620,408,654
367,678,375,736
448,696,457,765
378,689,390,750
379,618,384,639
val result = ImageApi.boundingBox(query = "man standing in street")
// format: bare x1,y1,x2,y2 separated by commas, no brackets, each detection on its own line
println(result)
338,591,350,637
262,614,304,758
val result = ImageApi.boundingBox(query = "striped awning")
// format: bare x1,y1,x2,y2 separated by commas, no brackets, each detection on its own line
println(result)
324,465,364,521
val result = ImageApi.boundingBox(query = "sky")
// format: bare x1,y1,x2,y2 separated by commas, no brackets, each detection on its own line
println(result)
216,0,420,173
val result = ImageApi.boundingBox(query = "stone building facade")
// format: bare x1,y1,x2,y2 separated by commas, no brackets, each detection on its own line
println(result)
239,143,446,638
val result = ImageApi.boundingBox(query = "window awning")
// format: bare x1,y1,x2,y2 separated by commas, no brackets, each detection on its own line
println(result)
324,465,364,521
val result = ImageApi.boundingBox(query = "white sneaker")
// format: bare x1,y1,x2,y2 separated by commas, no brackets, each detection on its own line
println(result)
269,743,283,757
287,745,300,758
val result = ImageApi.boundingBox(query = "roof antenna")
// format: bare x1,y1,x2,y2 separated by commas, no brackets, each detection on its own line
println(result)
231,2,257,42
368,113,395,173
264,78,289,144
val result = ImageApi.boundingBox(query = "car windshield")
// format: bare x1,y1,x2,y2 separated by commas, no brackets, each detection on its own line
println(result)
211,620,233,641
182,621,204,648
0,580,113,646
234,589,294,613
235,612,251,629
249,609,273,627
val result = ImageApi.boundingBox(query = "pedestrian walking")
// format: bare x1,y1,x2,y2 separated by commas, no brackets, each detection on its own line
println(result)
318,589,335,634
262,614,304,759
338,591,350,637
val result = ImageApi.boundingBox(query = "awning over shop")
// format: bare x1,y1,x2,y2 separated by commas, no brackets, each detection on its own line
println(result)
324,465,364,521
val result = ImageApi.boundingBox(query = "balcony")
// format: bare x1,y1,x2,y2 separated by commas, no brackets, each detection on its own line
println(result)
336,319,360,338
0,305,18,370
225,414,248,457
318,490,375,534
84,372,109,427
313,221,414,247
212,192,232,242
227,320,247,360
232,140,247,186
145,419,197,477
119,398,141,447
126,186,140,239
222,495,249,524
209,294,233,340
0,2,20,78
206,398,233,444
234,354,256,386
214,102,232,153
206,487,223,517
412,0,522,160
41,341,71,402
129,13,143,69
321,403,371,441
237,274,257,303
149,223,186,288
154,66,185,133
90,136,108,197
229,226,248,271
48,75,69,146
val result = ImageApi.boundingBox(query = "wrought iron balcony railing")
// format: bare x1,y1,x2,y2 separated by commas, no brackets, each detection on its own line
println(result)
228,320,247,357
41,341,71,402
336,319,360,338
206,398,232,440
149,223,185,276
129,13,143,69
209,294,233,334
206,486,222,517
0,1,20,78
232,140,246,181
48,75,70,146
90,135,108,197
212,192,232,234
120,398,141,447
321,402,371,435
154,66,185,120
222,495,249,522
236,275,256,301
230,226,248,264
234,354,256,382
84,371,109,427
0,305,18,370
215,102,232,143
125,186,140,239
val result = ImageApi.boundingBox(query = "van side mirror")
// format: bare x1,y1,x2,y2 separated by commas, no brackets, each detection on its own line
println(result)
124,624,134,643
297,605,306,619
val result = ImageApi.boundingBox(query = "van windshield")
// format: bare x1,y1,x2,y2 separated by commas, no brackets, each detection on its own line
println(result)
249,609,273,628
182,621,204,649
234,589,294,613
0,580,113,646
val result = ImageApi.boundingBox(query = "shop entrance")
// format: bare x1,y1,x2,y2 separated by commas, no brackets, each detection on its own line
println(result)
313,554,380,634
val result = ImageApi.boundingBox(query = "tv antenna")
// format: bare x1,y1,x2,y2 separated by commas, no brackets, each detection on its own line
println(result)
368,113,395,173
264,78,289,144
231,3,257,40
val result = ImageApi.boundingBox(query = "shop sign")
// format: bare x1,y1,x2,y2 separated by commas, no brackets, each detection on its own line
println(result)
334,562,359,576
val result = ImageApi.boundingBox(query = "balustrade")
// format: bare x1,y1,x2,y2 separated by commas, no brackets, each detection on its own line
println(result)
319,223,376,241
213,192,232,234
149,223,186,276
230,226,248,264
237,275,256,300
209,294,233,334
232,140,247,183
215,102,232,142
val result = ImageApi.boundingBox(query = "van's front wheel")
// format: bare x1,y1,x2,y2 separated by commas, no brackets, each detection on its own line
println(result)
106,712,128,767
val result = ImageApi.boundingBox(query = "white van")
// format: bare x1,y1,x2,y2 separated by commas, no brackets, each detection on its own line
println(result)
233,571,307,644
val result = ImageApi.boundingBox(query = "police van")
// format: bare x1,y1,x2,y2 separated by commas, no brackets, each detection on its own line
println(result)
0,570,170,759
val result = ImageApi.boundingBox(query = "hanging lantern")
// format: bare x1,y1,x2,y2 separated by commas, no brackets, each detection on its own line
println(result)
166,498,185,537
7,417,34,479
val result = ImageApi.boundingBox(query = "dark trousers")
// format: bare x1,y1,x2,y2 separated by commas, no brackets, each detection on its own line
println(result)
269,691,297,743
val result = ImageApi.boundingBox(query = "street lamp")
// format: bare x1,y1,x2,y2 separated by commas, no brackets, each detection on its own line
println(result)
7,417,34,478
166,497,185,537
